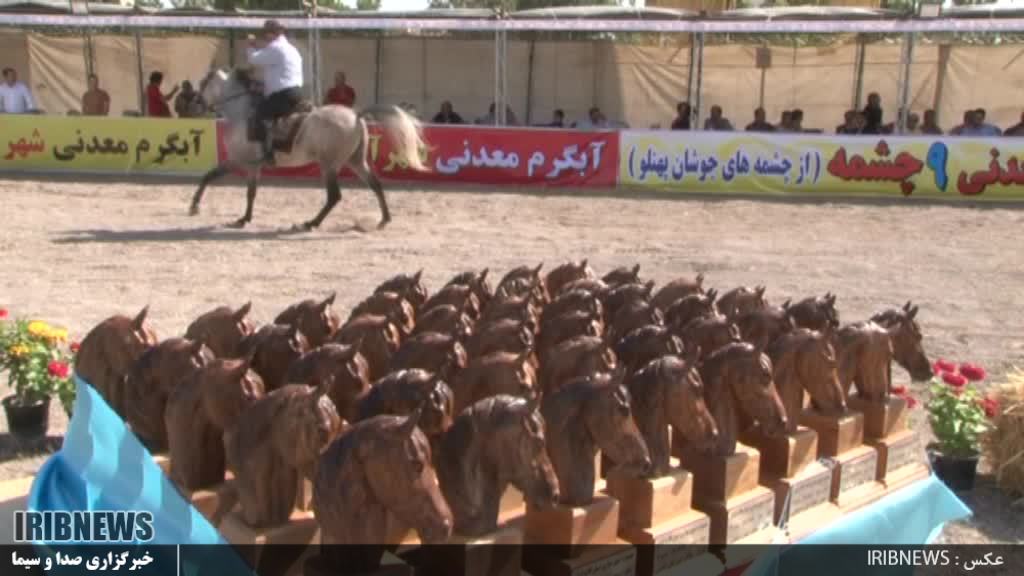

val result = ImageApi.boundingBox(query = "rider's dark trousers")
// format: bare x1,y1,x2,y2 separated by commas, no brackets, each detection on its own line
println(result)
250,87,304,141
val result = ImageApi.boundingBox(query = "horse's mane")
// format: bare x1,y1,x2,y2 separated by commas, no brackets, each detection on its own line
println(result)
356,369,431,421
615,324,668,353
541,374,608,434
701,342,756,401
230,385,306,465
628,357,672,421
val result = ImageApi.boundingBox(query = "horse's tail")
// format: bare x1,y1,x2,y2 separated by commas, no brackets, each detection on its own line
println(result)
358,104,429,172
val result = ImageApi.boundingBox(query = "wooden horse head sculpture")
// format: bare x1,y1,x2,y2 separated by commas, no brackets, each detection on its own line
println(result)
834,321,894,402
541,369,652,506
601,281,654,321
870,301,933,382
497,263,548,305
698,342,787,457
240,323,312,391
184,301,256,358
546,259,596,297
437,395,560,536
784,293,840,334
350,292,417,338
285,342,370,422
716,285,768,320
375,269,429,313
614,324,684,375
314,410,454,547
601,263,643,288
651,274,706,312
737,305,796,351
626,348,718,475
445,268,493,311
767,329,846,432
543,288,605,328
74,305,159,419
228,380,344,528
333,315,403,382
422,284,483,323
274,293,341,348
123,337,213,452
664,289,719,333
675,315,742,362
357,369,455,456
453,347,538,415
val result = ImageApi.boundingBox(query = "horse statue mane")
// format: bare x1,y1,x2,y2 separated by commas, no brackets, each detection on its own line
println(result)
835,321,895,401
768,329,846,431
436,395,559,537
869,301,933,381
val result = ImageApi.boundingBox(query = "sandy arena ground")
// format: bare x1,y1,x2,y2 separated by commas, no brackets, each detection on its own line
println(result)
1,177,1022,544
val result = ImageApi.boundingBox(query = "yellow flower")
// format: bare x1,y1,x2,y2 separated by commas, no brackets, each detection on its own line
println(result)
8,344,29,357
47,328,68,343
27,321,52,338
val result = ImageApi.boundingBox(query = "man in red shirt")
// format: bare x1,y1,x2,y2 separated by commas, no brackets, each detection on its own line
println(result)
325,71,355,108
146,71,178,117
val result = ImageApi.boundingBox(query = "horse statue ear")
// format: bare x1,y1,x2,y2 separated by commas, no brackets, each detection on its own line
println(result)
644,280,656,297
234,301,252,322
782,299,791,310
400,405,424,437
345,335,364,358
533,262,544,277
580,258,588,270
320,292,337,310
756,285,766,298
478,268,489,284
706,288,718,303
315,372,335,399
903,301,913,312
413,269,424,284
133,305,150,330
906,305,919,320
631,263,641,277
696,273,705,288
190,337,206,356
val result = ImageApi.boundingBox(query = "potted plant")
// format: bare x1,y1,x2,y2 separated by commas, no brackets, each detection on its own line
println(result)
926,359,997,491
0,309,75,442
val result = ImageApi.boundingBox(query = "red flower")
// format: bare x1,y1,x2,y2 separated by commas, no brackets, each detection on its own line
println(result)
959,363,986,382
933,359,957,375
47,360,70,379
0,308,8,319
980,397,999,419
70,342,81,354
942,371,967,388
891,385,908,396
905,396,919,409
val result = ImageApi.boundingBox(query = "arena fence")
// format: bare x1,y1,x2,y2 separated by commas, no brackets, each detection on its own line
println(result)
2,114,1022,201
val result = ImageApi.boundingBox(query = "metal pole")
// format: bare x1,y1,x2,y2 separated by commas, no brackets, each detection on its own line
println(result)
693,32,704,130
897,32,915,134
501,30,508,125
134,31,145,115
686,33,696,123
933,43,951,127
525,38,535,125
494,28,500,126
758,68,766,110
374,37,382,105
852,37,866,111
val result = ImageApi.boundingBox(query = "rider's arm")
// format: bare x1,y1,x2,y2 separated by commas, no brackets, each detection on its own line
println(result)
247,44,274,67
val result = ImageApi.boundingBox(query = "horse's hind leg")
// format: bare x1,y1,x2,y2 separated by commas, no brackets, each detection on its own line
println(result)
350,161,390,228
190,164,230,215
228,172,259,229
302,170,342,231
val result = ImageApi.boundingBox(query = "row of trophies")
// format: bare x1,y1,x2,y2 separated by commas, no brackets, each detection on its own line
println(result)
73,261,933,576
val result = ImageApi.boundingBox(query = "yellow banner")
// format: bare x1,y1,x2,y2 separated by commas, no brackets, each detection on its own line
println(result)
619,131,1024,200
0,115,218,175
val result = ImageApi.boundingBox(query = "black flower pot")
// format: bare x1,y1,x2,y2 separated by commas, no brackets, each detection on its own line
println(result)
3,395,51,443
928,448,979,491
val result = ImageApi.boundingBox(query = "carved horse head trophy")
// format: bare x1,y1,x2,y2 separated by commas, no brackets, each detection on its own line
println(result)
835,322,895,402
626,348,719,476
697,342,788,457
312,409,453,572
870,301,933,382
375,270,430,314
356,369,455,457
436,395,560,537
767,328,847,432
540,369,652,506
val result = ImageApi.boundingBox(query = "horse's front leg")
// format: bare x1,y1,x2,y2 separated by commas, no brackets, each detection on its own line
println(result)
228,171,260,228
301,170,342,231
190,164,230,215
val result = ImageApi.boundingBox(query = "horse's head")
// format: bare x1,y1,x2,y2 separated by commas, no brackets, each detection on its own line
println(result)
737,306,795,351
446,268,494,309
546,259,595,297
198,68,229,108
185,301,256,359
587,370,652,478
662,349,718,454
666,293,718,332
285,381,345,470
872,302,932,381
786,293,841,333
601,264,642,288
361,411,454,544
200,355,265,431
375,270,429,312
496,397,560,511
729,343,788,437
421,374,455,440
797,331,847,415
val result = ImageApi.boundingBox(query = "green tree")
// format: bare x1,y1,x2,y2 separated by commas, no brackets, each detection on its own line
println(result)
356,0,381,10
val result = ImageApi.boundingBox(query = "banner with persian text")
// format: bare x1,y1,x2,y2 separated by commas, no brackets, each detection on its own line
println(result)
240,124,619,188
619,131,1024,200
0,116,218,175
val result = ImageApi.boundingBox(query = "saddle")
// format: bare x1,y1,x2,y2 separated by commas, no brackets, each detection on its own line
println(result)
249,99,314,155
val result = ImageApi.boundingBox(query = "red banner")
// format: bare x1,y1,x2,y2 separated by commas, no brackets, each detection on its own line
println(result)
216,123,619,187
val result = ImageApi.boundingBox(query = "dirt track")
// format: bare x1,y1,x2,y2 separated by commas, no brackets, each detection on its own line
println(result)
1,177,1022,543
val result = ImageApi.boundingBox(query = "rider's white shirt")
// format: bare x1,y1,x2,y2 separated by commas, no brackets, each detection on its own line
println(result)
247,35,303,97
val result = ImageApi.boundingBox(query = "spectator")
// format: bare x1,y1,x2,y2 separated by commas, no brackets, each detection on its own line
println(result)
904,112,921,134
574,107,609,130
671,102,691,130
745,107,775,132
0,68,35,114
836,110,857,134
174,81,207,118
921,109,943,135
431,100,464,124
778,110,792,131
145,71,177,118
950,110,971,136
325,71,355,107
957,110,1000,137
539,109,565,128
475,103,519,126
1004,111,1024,136
703,105,733,131
790,109,804,132
80,73,110,116
975,108,1002,136
863,92,883,134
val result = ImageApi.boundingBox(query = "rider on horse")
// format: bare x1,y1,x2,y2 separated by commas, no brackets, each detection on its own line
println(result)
247,19,304,164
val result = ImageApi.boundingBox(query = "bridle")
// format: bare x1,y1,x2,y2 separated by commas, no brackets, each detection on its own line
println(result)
201,70,252,114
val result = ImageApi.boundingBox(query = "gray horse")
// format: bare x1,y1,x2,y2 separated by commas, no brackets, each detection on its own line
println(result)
191,68,427,230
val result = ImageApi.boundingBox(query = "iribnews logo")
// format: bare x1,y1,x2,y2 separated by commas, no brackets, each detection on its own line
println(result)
867,549,950,566
12,511,154,543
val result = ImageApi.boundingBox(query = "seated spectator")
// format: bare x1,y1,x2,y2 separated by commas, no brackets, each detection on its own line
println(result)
836,110,857,134
475,103,518,126
574,107,609,130
174,81,207,118
921,109,943,135
671,102,691,130
745,107,775,132
432,101,464,124
0,68,35,114
950,110,971,136
81,73,110,116
958,109,1001,137
778,110,793,132
1004,111,1024,136
975,108,1002,136
325,71,355,107
863,92,884,134
703,105,733,131
145,71,177,118
790,109,805,132
905,112,921,134
539,109,565,128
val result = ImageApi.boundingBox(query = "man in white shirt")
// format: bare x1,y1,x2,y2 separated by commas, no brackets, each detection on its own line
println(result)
247,20,304,163
0,68,35,114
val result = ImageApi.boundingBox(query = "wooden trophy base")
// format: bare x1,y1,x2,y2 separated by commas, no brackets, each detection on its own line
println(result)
187,477,234,521
621,510,710,576
499,485,526,523
295,474,314,511
524,494,621,551
305,551,413,576
699,485,776,545
764,459,834,525
800,410,864,457
219,508,319,545
827,445,886,512
604,462,694,532
848,395,908,441
867,429,930,489
740,426,819,481
523,541,637,576
677,443,761,503
411,524,523,576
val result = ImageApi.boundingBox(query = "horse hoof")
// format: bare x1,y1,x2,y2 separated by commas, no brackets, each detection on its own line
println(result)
226,219,248,229
296,221,317,232
189,205,200,216
378,218,391,230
